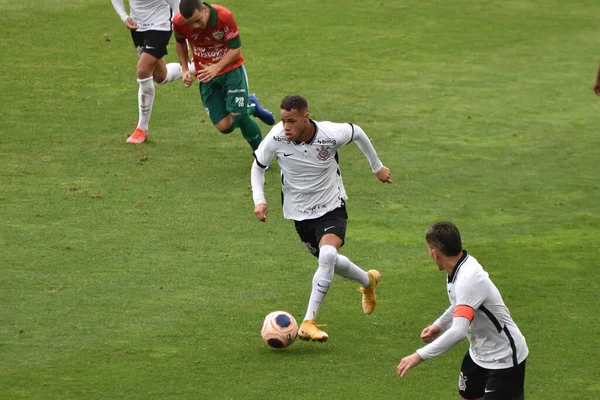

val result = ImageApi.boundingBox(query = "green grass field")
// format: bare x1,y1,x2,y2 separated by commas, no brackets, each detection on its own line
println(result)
2,0,600,398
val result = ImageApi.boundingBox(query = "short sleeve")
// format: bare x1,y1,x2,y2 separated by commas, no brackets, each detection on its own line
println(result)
221,11,240,41
332,123,355,148
253,131,277,168
454,274,486,310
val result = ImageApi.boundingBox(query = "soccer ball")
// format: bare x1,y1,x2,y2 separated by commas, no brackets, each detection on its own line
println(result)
260,311,298,348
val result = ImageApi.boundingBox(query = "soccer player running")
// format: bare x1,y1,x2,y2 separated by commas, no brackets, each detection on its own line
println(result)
397,222,529,400
172,0,275,151
251,95,392,342
111,0,194,144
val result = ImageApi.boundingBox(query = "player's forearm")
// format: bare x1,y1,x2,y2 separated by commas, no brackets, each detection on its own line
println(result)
213,48,242,73
433,305,454,332
416,317,469,360
352,125,383,173
175,40,190,71
251,161,267,205
111,0,128,22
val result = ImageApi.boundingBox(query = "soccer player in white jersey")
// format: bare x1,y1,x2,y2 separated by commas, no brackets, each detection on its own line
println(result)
397,222,528,400
111,0,194,144
251,95,392,342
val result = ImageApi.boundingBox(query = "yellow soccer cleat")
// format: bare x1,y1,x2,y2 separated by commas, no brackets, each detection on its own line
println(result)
298,319,329,342
359,269,381,315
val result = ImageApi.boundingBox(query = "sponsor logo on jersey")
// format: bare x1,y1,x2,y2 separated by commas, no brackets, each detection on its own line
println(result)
273,135,290,143
316,146,331,161
212,30,224,39
315,139,336,145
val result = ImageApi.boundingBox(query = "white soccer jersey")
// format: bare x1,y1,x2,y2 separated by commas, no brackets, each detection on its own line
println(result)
440,252,529,369
252,120,383,221
111,0,178,31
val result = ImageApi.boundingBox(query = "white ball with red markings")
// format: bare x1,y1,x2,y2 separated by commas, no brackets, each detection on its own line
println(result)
260,311,298,348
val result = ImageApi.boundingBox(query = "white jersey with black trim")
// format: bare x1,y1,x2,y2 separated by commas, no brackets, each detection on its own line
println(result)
252,120,383,221
111,0,178,32
446,251,529,369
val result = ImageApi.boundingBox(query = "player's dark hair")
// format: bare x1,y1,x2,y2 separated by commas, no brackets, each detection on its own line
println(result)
180,0,203,19
425,221,462,256
280,95,308,112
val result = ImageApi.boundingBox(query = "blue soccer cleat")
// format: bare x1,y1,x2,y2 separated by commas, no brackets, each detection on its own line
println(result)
249,93,275,125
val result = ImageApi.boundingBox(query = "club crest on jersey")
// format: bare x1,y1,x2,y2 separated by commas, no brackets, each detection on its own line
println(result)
458,372,468,391
316,146,331,161
302,241,318,255
212,31,224,40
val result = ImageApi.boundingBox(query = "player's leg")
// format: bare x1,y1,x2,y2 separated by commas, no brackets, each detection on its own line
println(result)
294,218,329,342
484,359,526,400
222,66,263,150
200,78,234,134
127,30,168,143
316,204,381,314
458,352,486,400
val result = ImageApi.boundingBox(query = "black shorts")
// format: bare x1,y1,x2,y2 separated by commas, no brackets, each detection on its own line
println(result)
459,352,526,400
130,30,171,59
294,204,348,258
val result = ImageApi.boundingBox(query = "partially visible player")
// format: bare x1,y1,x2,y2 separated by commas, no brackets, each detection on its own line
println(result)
111,0,194,144
173,0,275,151
397,222,528,400
251,94,392,342
594,62,600,95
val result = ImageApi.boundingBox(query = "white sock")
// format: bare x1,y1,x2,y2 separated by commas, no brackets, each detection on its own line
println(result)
158,62,195,84
159,62,182,84
335,254,369,287
304,245,337,321
137,77,155,131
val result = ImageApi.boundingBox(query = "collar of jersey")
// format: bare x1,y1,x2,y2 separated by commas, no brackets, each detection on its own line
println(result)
205,3,218,27
447,250,468,283
294,119,318,145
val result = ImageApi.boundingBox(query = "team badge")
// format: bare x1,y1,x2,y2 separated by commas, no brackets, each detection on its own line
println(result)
302,241,318,255
316,146,331,161
212,31,224,40
458,372,468,391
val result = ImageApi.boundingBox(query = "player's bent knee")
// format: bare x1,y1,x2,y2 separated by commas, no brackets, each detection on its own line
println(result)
233,113,251,125
319,245,338,268
217,124,236,134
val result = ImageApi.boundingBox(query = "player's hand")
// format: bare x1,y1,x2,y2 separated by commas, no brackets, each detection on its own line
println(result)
254,203,268,222
197,64,219,83
397,352,422,378
420,324,441,343
376,166,392,183
124,17,138,30
182,70,195,88
594,80,600,96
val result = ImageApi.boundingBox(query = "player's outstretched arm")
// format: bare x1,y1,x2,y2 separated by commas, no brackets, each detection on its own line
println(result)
251,160,268,222
351,125,391,183
111,0,138,30
397,353,422,378
174,37,194,88
254,203,268,222
420,324,441,343
376,166,392,183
